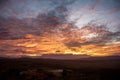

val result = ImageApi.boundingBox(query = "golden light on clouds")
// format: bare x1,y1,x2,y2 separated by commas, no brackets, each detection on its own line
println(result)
0,0,120,58
1,31,117,57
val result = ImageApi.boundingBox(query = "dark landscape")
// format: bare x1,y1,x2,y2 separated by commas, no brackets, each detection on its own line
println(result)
0,56,120,80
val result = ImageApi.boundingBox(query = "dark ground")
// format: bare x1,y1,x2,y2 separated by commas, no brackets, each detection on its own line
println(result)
0,56,120,80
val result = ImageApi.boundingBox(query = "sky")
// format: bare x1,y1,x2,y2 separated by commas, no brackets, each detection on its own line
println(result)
0,0,120,57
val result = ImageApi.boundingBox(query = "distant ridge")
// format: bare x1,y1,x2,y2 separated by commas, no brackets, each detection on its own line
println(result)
0,54,120,60
40,54,90,59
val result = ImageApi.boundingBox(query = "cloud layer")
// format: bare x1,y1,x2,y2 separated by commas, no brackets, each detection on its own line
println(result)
0,0,120,57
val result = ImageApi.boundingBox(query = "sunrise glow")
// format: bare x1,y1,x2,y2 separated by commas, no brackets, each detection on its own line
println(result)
0,0,120,58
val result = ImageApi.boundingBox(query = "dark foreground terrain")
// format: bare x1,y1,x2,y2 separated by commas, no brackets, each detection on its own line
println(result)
0,56,120,80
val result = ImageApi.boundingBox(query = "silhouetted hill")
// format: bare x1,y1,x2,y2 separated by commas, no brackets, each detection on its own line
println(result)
40,54,90,59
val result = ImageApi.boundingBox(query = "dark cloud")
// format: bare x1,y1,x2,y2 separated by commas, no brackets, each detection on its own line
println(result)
81,41,104,46
0,17,12,39
36,11,60,27
51,0,76,5
65,41,81,47
1,0,118,41
0,0,8,5
32,0,77,34
103,31,120,41
0,16,8,25
63,21,118,48
113,0,120,6
0,27,9,39
36,0,71,25
79,22,120,46
0,0,9,15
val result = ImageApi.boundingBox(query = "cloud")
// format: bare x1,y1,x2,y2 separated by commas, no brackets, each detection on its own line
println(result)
103,31,120,43
0,0,120,57
0,0,77,40
0,0,8,5
36,0,76,25
65,41,81,47
0,27,9,39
